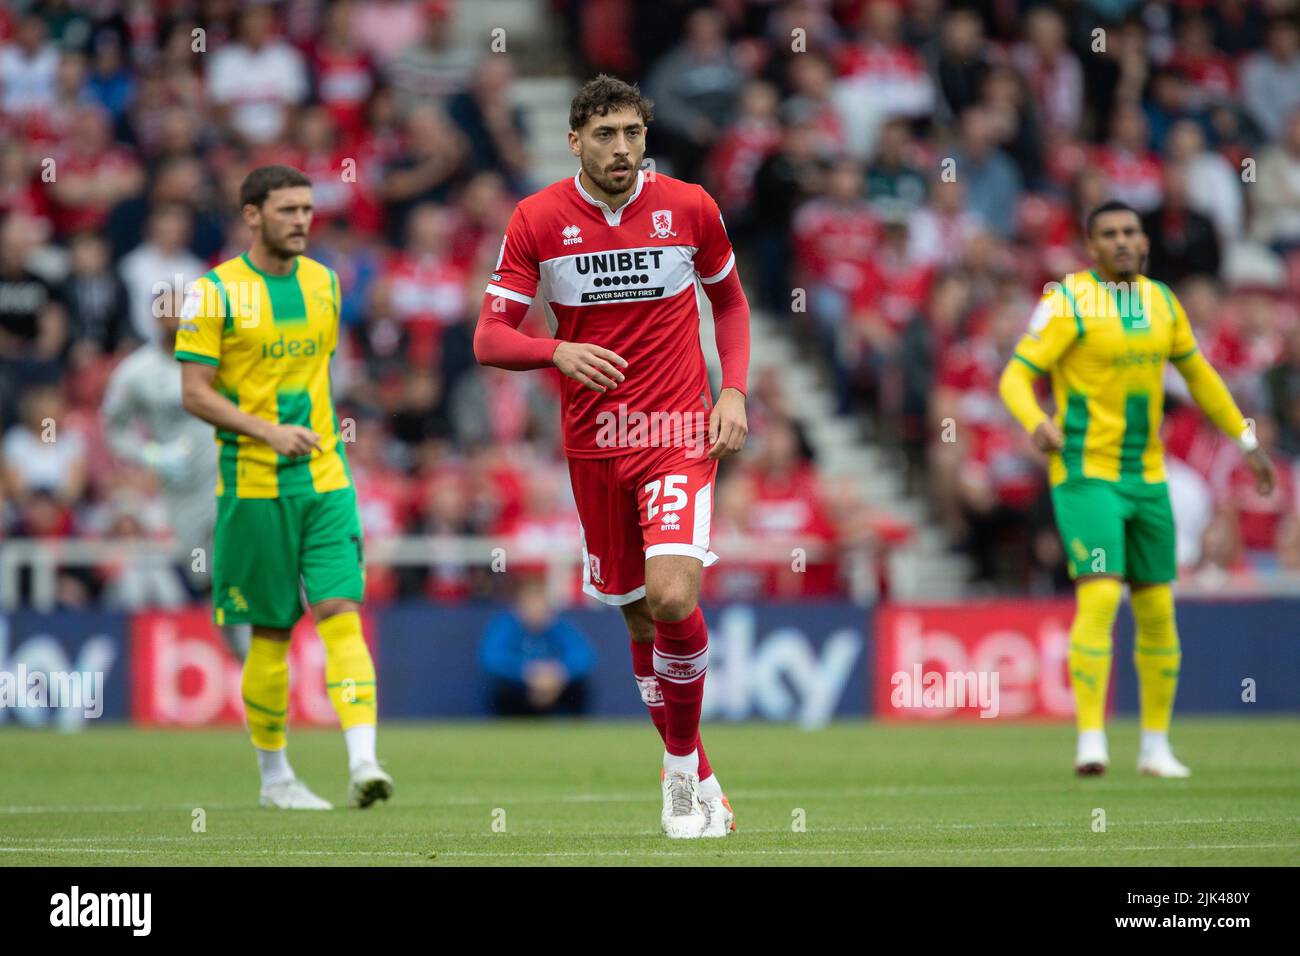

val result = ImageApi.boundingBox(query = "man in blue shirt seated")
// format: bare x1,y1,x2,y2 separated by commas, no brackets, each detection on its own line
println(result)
479,575,596,716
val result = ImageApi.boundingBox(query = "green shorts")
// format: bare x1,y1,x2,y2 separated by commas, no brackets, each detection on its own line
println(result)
1050,478,1176,583
212,487,365,628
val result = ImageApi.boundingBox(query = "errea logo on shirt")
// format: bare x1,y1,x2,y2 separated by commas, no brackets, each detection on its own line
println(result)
562,225,583,245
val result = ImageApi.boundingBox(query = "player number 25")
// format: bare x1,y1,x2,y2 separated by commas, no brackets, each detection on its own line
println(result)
644,475,688,521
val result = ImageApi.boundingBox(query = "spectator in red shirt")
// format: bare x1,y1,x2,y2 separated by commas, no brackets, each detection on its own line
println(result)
748,419,840,598
1215,414,1296,569
310,0,380,149
1095,103,1164,214
707,79,782,224
47,104,144,236
382,203,469,367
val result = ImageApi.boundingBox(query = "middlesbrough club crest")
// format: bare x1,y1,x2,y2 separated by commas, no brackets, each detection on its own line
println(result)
649,209,676,238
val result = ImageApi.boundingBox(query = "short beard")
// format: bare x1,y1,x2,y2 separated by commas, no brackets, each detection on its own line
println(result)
583,153,635,197
262,228,302,261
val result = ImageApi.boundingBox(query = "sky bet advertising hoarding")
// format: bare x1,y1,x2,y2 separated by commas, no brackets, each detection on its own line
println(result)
0,599,1295,727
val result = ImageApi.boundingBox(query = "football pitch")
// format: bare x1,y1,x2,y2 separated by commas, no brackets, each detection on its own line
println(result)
2,718,1297,867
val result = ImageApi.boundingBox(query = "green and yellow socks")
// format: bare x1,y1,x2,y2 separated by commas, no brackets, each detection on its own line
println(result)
1068,577,1123,735
240,612,380,787
1131,584,1181,757
242,634,294,785
318,611,379,772
1067,578,1182,760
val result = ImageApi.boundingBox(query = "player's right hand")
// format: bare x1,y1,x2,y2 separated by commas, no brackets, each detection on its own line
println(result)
1032,419,1064,452
552,341,628,393
265,424,322,457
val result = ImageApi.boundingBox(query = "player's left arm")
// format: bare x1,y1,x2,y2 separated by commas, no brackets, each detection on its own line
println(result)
696,187,750,460
1166,283,1276,494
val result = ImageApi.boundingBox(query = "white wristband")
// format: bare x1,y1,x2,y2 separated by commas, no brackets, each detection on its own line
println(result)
1238,429,1259,453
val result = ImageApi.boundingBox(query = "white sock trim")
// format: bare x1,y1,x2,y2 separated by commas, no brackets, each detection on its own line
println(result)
256,746,294,787
663,749,699,775
344,724,377,772
698,773,722,800
1140,730,1170,755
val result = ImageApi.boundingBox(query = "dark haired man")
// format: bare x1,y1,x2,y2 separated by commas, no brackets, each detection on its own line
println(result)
475,75,751,838
176,165,393,810
999,201,1275,778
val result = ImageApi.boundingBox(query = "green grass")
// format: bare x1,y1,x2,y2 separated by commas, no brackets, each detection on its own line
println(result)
1,718,1297,866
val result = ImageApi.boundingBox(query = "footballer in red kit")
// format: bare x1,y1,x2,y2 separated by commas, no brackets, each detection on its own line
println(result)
474,75,751,839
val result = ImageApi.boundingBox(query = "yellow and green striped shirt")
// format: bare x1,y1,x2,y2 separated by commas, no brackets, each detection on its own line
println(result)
1009,270,1203,487
175,253,349,499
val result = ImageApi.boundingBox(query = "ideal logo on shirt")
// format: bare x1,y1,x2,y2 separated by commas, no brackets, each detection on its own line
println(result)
261,333,326,359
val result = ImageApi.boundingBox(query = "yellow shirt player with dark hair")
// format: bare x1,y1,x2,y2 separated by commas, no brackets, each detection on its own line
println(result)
999,201,1276,778
177,165,393,810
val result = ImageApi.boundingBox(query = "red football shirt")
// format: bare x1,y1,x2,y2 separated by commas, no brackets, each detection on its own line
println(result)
485,170,737,459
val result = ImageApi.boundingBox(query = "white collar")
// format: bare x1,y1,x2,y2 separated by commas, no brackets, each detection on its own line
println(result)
573,168,645,226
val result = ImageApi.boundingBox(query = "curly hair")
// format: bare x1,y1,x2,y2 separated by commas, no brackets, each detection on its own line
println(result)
568,74,654,132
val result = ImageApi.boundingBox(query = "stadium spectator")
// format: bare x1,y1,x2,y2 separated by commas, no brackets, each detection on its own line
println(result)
105,154,223,262
950,104,1023,239
59,231,133,365
745,417,839,597
0,14,59,117
3,384,87,512
1251,107,1300,255
386,0,477,111
310,0,380,149
644,7,743,182
1240,15,1300,144
85,27,134,121
117,203,204,344
380,103,468,245
1264,320,1300,457
783,53,847,157
706,79,781,225
479,575,595,717
95,492,188,611
446,57,531,194
979,65,1046,191
1141,164,1221,283
1010,5,1082,138
46,103,144,235
1164,119,1243,245
1214,414,1297,571
865,117,926,213
1095,103,1163,214
206,4,308,146
930,6,989,123
835,0,935,157
382,202,468,365
750,108,825,312
0,214,65,421
907,176,980,269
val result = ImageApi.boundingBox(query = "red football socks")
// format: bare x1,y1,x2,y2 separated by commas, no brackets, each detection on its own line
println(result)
650,607,709,758
630,637,712,778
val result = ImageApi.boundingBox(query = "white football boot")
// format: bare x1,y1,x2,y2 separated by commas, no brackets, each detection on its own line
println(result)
699,792,735,838
348,761,395,808
260,778,333,810
1138,744,1191,778
661,770,708,839
1074,730,1109,776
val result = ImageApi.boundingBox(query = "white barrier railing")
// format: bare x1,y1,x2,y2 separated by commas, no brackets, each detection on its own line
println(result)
0,535,875,610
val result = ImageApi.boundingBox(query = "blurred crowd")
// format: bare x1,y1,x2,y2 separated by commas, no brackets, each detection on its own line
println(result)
1,0,1298,608
565,0,1300,592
